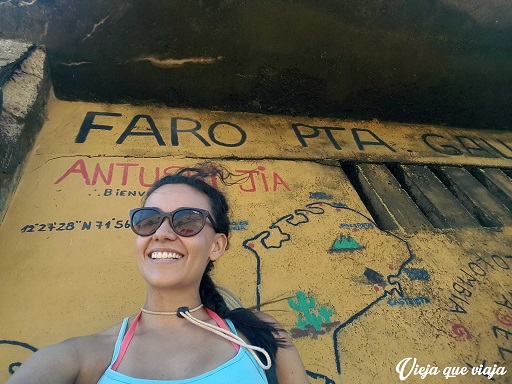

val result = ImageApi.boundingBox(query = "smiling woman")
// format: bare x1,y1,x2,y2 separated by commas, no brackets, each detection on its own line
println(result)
7,163,309,384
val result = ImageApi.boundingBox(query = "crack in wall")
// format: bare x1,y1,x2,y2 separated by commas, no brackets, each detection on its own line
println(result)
39,22,48,43
82,15,110,42
120,56,224,69
0,43,37,86
58,61,93,66
20,68,42,80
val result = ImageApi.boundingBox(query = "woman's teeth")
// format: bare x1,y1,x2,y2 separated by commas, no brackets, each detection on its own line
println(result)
150,252,183,260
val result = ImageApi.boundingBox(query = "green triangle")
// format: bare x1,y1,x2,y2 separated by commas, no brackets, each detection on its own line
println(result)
331,236,363,251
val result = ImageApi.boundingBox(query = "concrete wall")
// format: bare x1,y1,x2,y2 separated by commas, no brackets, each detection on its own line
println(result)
0,97,511,382
0,0,511,131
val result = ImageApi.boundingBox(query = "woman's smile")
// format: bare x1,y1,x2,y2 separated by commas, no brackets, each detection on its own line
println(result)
147,246,185,261
135,183,220,288
150,251,184,260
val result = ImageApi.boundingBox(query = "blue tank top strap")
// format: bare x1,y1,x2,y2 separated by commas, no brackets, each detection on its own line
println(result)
110,317,130,364
224,318,237,335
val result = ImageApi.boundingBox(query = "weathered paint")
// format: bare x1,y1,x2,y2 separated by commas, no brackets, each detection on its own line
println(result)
0,97,511,383
35,96,512,167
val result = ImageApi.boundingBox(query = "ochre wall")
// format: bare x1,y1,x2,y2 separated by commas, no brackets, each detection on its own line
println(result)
0,94,511,383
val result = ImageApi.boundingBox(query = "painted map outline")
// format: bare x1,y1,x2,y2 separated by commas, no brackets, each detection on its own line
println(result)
242,201,414,376
0,340,38,375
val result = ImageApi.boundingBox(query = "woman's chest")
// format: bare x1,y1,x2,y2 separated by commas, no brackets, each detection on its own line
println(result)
115,330,240,381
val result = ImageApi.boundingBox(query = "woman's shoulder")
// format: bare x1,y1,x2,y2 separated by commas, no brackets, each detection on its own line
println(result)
252,310,280,324
252,310,290,338
7,316,135,384
74,315,139,364
57,316,126,351
35,317,128,360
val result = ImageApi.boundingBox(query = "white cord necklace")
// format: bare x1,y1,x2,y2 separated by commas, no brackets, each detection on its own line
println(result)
139,304,271,370
178,307,271,371
140,303,204,316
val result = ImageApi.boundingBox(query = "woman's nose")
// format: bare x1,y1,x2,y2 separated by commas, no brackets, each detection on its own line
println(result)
152,217,178,240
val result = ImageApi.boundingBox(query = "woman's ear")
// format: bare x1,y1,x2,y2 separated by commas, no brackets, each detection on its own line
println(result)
209,233,228,262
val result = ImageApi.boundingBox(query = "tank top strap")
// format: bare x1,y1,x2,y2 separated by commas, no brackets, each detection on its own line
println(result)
224,318,237,334
111,312,142,370
204,308,240,352
110,317,131,364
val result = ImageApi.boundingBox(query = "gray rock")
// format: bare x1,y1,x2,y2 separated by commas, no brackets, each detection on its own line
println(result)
0,39,34,87
0,42,50,222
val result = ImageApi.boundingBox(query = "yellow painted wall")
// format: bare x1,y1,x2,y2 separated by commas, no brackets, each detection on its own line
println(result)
1,95,511,383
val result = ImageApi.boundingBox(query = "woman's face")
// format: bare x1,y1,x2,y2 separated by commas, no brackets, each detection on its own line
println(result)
135,183,227,290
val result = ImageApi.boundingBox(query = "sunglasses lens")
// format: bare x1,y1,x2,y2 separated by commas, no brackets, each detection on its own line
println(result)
172,209,206,237
131,208,163,236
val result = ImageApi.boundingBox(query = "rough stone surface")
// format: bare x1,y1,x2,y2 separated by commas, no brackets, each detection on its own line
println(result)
2,48,46,121
0,42,50,222
0,39,33,86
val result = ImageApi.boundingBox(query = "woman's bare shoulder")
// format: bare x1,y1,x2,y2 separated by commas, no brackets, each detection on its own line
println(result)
252,310,291,338
57,318,125,353
7,317,132,384
73,316,135,366
252,310,280,324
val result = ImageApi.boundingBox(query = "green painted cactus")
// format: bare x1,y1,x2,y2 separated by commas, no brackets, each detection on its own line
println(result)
288,291,315,311
288,291,333,331
295,315,309,330
318,306,333,323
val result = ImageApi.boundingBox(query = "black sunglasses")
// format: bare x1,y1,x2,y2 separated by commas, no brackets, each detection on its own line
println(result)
129,207,218,237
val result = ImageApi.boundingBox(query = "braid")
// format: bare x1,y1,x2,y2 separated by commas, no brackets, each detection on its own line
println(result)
199,261,230,318
199,262,287,364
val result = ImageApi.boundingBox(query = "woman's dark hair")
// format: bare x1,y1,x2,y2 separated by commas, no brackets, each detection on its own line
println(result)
143,163,231,247
143,163,287,363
